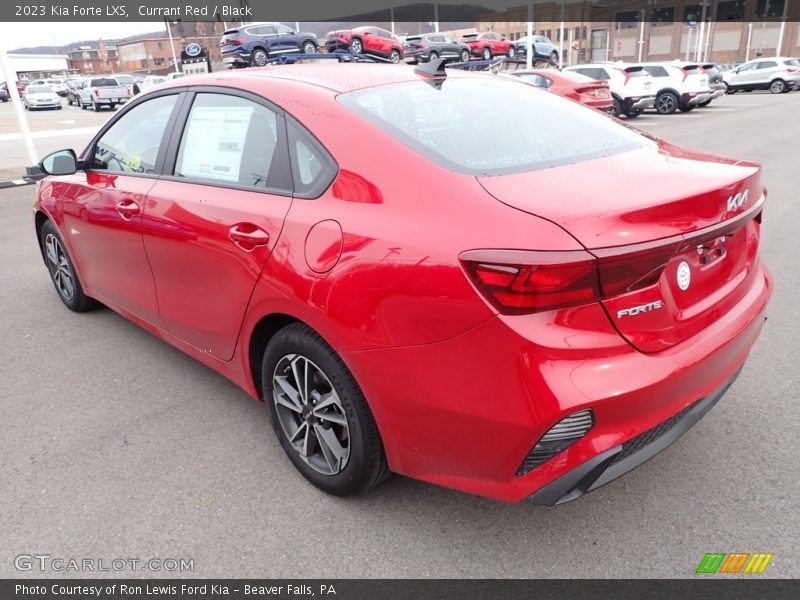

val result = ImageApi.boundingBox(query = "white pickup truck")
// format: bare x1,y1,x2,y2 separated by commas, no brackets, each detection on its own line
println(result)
77,77,130,111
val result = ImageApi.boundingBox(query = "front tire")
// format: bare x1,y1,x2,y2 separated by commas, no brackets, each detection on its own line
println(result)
302,41,317,54
460,49,470,62
482,46,492,60
40,220,96,312
724,83,736,95
389,49,401,63
350,38,363,54
262,323,390,496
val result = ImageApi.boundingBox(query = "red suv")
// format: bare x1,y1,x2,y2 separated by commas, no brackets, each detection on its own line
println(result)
463,31,515,60
33,65,771,504
325,26,403,63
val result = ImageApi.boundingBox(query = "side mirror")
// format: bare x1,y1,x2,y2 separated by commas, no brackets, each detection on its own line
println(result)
39,149,78,176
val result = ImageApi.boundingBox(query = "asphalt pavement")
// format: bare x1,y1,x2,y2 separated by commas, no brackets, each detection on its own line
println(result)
1,91,798,578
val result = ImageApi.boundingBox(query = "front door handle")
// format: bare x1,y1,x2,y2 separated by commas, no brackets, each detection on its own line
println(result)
229,224,270,250
115,199,140,220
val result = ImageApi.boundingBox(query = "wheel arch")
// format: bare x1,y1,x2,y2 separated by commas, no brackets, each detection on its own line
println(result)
247,312,301,400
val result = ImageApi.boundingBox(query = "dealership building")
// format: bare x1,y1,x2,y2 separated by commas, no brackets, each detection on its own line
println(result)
477,0,800,66
0,53,73,82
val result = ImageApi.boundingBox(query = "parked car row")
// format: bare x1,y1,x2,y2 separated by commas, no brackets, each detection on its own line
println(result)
221,22,556,67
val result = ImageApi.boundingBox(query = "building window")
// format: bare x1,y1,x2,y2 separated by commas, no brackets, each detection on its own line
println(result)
157,42,163,50
652,7,675,26
616,10,640,30
684,3,703,22
756,0,784,18
716,0,745,20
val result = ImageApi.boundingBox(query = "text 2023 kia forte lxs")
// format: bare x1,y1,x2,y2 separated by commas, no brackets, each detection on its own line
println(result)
34,64,771,504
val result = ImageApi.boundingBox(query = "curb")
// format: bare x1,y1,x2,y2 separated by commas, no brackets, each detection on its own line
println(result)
0,167,45,190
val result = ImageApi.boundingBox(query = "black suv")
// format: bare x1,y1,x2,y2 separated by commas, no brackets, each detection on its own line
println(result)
403,33,471,64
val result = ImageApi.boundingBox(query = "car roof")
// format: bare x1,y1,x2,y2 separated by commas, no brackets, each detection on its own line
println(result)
157,63,483,94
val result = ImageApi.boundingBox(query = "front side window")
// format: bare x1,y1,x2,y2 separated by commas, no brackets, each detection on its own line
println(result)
92,94,177,173
339,78,650,176
174,93,290,191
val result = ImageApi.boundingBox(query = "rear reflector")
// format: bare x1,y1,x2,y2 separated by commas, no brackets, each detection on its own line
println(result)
517,409,594,475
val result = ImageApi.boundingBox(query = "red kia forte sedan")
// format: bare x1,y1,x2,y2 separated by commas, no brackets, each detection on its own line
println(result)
33,64,771,504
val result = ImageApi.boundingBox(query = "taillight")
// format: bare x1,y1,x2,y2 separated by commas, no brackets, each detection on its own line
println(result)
93,88,99,96
462,240,685,314
227,38,243,46
593,239,680,298
616,68,631,84
680,68,689,81
787,67,798,72
460,250,600,315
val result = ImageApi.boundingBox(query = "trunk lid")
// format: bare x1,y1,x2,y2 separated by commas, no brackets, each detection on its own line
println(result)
477,143,764,352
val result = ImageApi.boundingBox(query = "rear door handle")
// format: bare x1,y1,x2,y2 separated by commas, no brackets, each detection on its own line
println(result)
229,224,270,250
115,199,140,220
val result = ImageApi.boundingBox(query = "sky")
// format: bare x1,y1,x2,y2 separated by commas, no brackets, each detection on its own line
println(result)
1,23,165,52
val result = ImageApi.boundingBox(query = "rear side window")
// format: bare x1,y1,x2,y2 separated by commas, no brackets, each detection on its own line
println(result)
785,59,800,67
92,94,177,173
287,121,337,198
174,93,291,191
339,78,650,176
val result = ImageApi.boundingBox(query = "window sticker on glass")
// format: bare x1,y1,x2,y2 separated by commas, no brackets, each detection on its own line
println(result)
178,106,254,183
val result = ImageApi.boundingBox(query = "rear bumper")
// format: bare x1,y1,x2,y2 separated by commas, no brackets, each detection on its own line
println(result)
527,367,739,505
221,48,250,64
685,91,712,106
624,95,656,111
344,261,772,503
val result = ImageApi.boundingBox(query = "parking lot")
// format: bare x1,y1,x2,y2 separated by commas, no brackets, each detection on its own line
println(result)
1,89,798,578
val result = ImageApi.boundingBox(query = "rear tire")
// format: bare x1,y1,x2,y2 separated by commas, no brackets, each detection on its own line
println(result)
251,47,269,66
350,38,363,54
460,49,470,62
612,97,622,117
769,79,786,94
302,41,317,54
40,220,97,312
428,51,439,62
724,83,736,95
507,46,516,58
262,323,390,496
655,91,679,114
92,100,100,112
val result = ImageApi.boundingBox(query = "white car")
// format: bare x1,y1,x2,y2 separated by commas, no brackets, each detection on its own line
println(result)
141,75,168,90
634,61,712,114
30,78,66,96
22,85,62,110
166,72,185,81
722,57,800,94
564,63,656,118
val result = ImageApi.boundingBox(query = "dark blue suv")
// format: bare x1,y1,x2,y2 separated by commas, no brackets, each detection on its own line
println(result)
221,22,319,67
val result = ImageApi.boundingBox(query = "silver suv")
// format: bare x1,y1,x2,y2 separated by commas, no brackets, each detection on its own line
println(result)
722,57,800,94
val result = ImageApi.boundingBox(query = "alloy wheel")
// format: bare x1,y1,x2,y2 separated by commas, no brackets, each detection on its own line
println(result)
657,93,677,114
272,354,350,476
45,233,75,302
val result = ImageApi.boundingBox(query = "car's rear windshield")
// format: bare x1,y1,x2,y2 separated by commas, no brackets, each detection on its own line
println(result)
556,70,595,83
338,77,650,176
91,78,119,86
27,86,51,94
784,59,800,66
